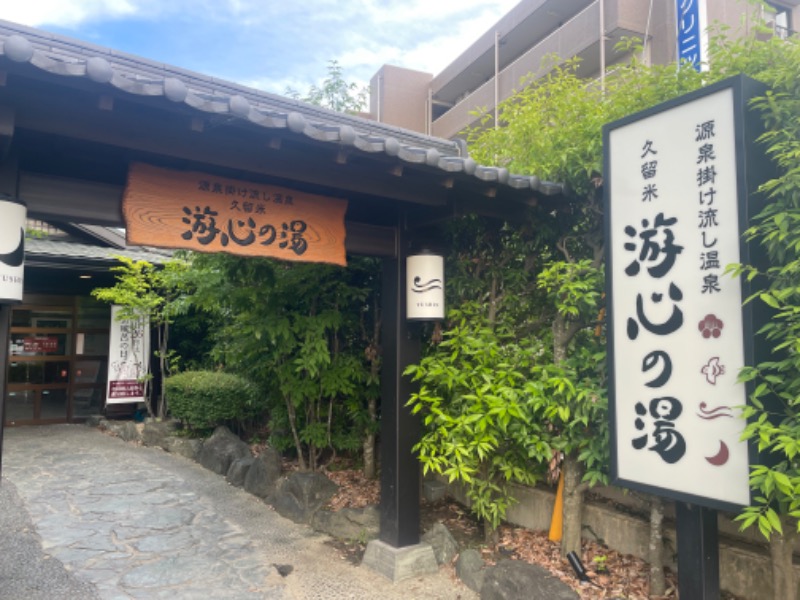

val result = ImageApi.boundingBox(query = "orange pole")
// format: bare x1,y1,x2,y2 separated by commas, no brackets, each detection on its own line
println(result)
548,470,565,542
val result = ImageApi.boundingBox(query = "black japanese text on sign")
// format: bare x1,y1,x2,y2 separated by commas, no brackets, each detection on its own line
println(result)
123,163,348,267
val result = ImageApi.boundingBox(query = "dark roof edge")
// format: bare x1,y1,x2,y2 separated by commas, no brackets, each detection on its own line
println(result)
0,20,461,154
0,20,567,198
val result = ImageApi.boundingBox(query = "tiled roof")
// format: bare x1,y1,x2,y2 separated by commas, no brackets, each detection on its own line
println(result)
0,20,565,197
25,238,171,265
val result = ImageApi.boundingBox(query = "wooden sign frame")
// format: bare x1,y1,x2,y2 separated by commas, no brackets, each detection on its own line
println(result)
123,163,348,266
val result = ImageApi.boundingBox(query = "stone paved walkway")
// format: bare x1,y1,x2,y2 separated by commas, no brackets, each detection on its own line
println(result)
0,425,476,600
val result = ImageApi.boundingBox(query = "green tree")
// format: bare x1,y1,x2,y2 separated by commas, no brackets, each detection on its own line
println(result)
91,256,189,419
462,13,800,597
184,252,381,472
715,26,800,600
285,60,367,114
464,47,706,560
406,215,555,541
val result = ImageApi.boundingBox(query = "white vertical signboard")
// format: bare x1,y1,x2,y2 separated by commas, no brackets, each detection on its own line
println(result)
106,305,150,405
604,77,764,510
0,195,26,304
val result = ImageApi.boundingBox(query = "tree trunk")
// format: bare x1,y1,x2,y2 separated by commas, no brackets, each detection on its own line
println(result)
648,496,666,596
553,314,582,365
560,452,585,558
285,398,307,471
363,395,377,479
770,519,797,600
362,306,381,479
483,518,500,546
157,322,169,420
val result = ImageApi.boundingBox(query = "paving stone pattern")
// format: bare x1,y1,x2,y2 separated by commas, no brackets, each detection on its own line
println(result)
1,425,475,600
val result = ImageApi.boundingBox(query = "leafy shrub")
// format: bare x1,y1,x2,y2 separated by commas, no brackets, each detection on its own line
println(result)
165,370,264,434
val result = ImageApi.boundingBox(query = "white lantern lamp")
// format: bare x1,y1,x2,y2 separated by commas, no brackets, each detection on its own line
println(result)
0,195,26,304
406,250,445,321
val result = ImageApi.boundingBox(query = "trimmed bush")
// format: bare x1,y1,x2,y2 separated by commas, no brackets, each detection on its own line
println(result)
166,370,263,432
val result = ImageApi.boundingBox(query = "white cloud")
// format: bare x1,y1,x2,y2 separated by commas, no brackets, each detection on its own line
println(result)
0,0,141,27
0,0,521,97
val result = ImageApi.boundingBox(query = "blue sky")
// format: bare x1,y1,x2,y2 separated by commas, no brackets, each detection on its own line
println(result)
0,0,519,97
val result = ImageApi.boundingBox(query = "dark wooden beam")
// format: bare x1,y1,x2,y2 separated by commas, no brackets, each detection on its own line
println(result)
18,171,399,257
0,105,13,160
345,222,396,258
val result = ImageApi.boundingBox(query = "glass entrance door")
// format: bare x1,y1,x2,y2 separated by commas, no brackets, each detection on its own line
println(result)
5,295,109,425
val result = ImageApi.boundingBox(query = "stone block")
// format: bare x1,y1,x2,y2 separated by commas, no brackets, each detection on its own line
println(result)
164,436,203,461
421,522,459,565
141,420,178,450
481,559,579,600
244,448,282,498
198,426,251,476
423,479,447,503
227,457,255,488
270,472,338,524
312,506,379,542
456,548,486,593
362,540,438,582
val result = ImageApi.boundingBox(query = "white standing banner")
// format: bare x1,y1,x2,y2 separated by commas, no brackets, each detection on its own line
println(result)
106,305,150,404
604,76,769,510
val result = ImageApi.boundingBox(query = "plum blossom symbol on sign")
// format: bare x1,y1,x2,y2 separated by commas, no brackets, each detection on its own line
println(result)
698,314,723,338
701,357,725,384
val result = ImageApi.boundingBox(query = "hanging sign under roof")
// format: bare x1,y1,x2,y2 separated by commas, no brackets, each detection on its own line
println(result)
604,75,770,512
123,163,348,266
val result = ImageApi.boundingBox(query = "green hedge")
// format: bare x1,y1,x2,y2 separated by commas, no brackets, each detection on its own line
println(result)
165,370,263,431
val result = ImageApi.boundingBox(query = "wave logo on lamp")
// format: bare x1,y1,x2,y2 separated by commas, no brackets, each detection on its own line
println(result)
410,276,442,294
0,195,27,304
0,228,24,267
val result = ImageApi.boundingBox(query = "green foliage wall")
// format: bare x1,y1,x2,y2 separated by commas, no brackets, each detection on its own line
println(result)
183,253,381,470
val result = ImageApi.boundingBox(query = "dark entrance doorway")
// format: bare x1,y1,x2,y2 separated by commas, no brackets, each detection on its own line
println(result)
6,295,109,425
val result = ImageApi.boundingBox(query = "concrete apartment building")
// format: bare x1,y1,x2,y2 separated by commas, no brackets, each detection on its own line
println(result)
370,0,799,140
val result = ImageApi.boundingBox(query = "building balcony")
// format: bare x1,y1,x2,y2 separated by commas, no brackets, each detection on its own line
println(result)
430,0,649,140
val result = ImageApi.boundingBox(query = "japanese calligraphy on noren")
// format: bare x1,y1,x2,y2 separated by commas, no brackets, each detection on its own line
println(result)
123,163,348,266
605,79,754,510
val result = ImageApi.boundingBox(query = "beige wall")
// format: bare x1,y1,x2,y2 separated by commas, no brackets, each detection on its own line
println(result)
371,0,800,139
370,65,432,134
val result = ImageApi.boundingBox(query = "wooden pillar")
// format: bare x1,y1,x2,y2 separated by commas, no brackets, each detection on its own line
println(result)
378,218,422,548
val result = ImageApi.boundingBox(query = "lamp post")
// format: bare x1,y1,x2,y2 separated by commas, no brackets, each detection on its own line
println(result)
406,250,445,322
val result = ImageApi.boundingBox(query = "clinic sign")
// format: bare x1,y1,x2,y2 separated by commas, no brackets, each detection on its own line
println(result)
604,76,769,511
676,0,707,71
